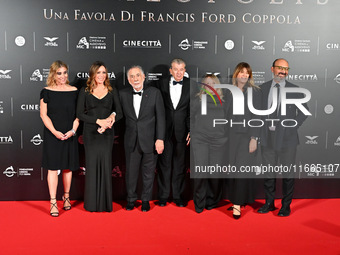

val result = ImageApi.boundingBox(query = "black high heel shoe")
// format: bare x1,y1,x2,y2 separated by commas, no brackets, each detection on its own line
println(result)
232,206,241,220
62,192,71,211
50,198,59,217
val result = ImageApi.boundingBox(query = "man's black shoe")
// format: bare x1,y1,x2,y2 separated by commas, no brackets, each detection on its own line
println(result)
174,199,186,207
126,202,135,211
158,199,167,207
278,207,291,217
257,203,275,214
141,201,150,212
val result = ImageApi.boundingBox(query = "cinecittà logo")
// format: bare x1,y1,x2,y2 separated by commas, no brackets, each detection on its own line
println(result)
0,136,13,144
21,104,40,111
77,72,115,79
287,74,318,82
326,43,340,50
123,40,161,48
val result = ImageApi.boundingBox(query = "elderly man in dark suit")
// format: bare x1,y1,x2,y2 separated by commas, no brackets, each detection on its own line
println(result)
119,65,165,212
156,58,191,207
257,58,309,217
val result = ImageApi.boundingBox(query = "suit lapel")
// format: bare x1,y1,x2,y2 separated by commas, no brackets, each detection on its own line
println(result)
139,87,149,117
164,77,174,110
176,78,189,109
126,88,138,120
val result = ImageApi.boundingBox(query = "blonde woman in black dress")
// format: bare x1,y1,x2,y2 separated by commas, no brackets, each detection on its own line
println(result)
191,74,231,213
40,60,79,217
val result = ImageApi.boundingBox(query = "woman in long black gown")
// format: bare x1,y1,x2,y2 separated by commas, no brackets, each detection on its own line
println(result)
77,61,122,212
228,62,262,219
40,60,79,217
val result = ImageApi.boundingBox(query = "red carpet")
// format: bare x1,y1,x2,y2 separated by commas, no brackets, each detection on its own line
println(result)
0,199,339,255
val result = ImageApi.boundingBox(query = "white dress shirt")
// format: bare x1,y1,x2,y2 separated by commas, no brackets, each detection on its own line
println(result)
133,89,143,118
169,77,183,110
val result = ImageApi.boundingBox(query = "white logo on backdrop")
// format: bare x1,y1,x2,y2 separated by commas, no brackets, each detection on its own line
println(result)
224,40,234,50
44,37,59,47
30,134,43,146
15,36,25,46
3,166,16,178
305,136,318,145
178,39,191,50
252,40,265,50
0,70,12,79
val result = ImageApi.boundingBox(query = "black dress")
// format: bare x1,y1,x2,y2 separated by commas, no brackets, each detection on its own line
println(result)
76,87,122,212
228,86,262,205
191,94,231,213
40,89,79,171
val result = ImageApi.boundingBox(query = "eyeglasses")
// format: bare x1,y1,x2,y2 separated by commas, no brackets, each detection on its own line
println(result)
56,71,68,75
274,66,290,71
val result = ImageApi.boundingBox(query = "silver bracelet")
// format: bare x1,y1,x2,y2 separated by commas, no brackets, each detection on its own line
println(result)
71,129,76,136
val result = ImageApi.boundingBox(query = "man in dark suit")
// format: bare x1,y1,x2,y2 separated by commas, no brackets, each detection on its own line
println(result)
119,65,165,212
257,58,309,216
156,58,190,207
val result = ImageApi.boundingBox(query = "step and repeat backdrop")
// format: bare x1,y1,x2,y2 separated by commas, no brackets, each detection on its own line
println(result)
0,0,339,200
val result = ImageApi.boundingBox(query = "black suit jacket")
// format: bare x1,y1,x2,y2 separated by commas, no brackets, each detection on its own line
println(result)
260,80,308,150
119,85,165,153
156,76,190,142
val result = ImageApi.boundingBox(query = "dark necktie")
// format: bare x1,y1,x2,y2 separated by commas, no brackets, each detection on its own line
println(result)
133,91,142,96
173,80,183,85
269,83,280,122
275,83,280,116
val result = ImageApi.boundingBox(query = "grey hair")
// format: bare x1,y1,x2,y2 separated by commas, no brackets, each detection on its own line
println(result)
127,65,144,77
170,58,186,68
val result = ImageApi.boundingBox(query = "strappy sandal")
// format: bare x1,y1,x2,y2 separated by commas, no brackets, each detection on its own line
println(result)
62,192,71,211
50,198,59,217
232,206,241,220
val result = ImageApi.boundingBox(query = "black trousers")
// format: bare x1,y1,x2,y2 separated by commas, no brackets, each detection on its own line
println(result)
157,135,186,200
261,131,297,208
193,178,222,213
191,136,227,212
125,140,157,202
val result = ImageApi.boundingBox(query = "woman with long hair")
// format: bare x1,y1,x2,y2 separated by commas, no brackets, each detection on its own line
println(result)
228,62,262,219
77,61,122,212
40,60,79,217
